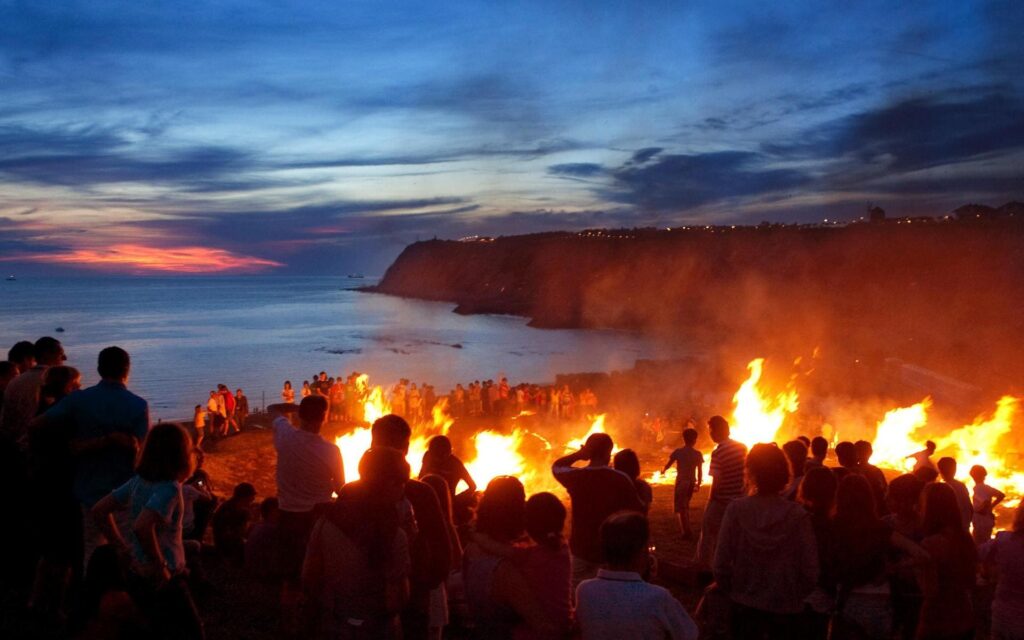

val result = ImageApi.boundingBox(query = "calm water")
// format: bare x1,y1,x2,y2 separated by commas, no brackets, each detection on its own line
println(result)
1,276,684,419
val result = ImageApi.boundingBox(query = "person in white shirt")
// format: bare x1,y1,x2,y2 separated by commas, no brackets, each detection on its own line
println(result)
969,464,1005,544
267,396,344,599
576,511,698,640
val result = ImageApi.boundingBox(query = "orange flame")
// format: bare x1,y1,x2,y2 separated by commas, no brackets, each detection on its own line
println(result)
730,358,799,447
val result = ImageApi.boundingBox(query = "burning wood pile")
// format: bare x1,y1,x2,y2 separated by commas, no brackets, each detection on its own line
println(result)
335,361,1023,526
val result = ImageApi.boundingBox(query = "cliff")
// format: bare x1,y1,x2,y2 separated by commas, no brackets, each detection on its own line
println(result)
368,220,1024,391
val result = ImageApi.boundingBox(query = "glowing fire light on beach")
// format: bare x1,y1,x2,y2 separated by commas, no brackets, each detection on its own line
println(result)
565,414,608,451
730,358,799,447
870,398,932,472
363,386,390,424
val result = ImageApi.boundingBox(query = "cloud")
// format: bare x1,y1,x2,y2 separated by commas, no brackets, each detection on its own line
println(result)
607,150,812,210
7,244,283,274
764,92,1024,173
547,163,605,177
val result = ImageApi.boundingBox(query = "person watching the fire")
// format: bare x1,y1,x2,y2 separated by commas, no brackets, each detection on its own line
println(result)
371,414,452,639
552,432,644,586
268,394,343,631
696,415,747,569
908,441,937,474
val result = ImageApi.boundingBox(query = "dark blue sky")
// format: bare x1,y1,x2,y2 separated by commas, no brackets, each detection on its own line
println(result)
1,1,1022,274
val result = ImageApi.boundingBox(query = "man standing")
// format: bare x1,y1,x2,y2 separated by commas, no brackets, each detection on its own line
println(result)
371,414,451,640
696,415,747,568
553,432,644,586
268,395,344,634
234,388,249,430
41,346,149,570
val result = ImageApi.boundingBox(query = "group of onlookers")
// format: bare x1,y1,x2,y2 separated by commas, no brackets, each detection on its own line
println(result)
194,385,249,448
277,371,602,426
3,337,1023,640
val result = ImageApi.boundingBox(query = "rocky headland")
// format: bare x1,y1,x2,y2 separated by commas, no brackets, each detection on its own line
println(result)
366,215,1024,392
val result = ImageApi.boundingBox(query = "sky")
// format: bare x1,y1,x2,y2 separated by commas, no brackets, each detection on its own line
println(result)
1,1,1022,275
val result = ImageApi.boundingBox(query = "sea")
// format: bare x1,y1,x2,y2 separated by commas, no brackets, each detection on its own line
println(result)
1,276,684,420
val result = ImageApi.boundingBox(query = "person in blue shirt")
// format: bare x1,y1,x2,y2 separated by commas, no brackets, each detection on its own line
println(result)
39,346,149,571
92,421,203,640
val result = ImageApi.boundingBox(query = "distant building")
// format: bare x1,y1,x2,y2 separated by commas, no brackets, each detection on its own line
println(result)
868,205,886,222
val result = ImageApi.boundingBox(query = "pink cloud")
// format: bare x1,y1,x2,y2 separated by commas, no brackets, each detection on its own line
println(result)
14,244,283,274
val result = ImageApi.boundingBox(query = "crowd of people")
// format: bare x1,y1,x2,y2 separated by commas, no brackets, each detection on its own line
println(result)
1,335,1023,640
280,374,600,425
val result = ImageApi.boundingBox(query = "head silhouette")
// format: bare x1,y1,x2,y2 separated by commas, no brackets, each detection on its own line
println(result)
708,415,730,443
97,346,130,381
746,443,790,496
585,432,614,466
371,414,412,454
477,476,526,543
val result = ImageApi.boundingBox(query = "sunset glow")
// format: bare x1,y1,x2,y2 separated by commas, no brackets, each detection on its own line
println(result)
19,244,283,274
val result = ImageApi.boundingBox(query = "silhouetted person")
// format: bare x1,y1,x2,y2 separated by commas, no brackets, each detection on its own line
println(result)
577,512,698,640
91,422,203,640
463,476,557,639
798,466,839,639
7,340,37,374
245,497,281,580
806,436,829,471
913,466,939,484
302,447,412,639
781,439,807,500
614,448,653,513
420,473,462,640
915,483,977,640
854,439,888,513
907,441,937,474
212,482,256,565
833,441,858,481
268,394,343,625
829,475,926,639
420,434,476,498
372,414,451,640
935,457,972,532
883,474,927,640
714,443,817,639
28,365,83,618
39,346,149,572
981,503,1024,640
663,427,704,538
1,336,65,447
969,464,1004,544
553,432,644,586
522,492,572,638
696,416,747,567
0,361,17,414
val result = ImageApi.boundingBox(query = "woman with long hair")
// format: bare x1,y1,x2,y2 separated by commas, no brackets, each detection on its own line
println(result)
915,482,978,640
91,422,202,639
797,466,838,639
282,380,295,403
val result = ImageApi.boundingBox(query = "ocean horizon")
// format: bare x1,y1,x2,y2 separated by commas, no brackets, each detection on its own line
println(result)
1,275,686,419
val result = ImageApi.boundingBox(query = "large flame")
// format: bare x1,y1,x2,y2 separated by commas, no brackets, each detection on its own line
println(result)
870,398,932,472
565,414,607,451
730,358,799,447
